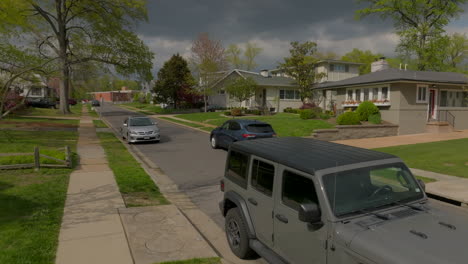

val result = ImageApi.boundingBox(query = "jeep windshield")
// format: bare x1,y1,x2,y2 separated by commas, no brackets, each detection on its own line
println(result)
323,163,424,218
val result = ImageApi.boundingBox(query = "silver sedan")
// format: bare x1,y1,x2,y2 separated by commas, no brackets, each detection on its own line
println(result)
121,116,160,143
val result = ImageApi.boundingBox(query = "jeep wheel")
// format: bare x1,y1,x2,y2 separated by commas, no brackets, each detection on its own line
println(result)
210,136,218,149
225,208,254,259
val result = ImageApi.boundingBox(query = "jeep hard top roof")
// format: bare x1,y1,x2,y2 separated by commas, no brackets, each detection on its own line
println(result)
230,137,397,173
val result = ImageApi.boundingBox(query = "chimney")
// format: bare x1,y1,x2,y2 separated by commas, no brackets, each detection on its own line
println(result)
121,86,128,91
260,69,270,77
371,57,389,72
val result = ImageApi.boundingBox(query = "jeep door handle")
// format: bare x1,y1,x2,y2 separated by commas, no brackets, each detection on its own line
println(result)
248,198,258,206
275,214,288,224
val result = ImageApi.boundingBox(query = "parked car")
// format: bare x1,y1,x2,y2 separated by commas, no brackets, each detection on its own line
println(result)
91,100,100,107
121,116,160,144
219,137,468,264
201,104,222,112
68,98,77,105
210,119,275,149
25,98,57,108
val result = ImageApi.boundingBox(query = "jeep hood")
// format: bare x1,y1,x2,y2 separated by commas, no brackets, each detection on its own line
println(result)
344,201,468,264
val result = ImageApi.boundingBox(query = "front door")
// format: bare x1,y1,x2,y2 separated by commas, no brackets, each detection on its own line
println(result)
428,89,437,120
273,167,327,264
262,89,267,107
246,157,275,247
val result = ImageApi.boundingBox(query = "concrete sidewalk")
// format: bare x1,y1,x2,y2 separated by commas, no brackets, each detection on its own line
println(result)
55,107,133,264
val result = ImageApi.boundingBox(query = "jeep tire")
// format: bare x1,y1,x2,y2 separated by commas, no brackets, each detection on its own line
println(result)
225,208,255,259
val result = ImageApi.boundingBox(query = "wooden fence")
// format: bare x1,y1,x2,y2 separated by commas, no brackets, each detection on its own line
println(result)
0,146,72,170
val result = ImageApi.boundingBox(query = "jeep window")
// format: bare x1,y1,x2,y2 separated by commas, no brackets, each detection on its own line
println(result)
250,159,274,196
323,163,424,217
227,151,249,188
246,124,273,133
282,171,319,211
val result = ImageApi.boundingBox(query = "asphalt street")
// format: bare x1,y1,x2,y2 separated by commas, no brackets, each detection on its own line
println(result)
97,103,227,227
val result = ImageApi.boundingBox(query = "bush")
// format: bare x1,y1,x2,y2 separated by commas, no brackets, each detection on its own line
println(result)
356,101,379,121
132,93,139,102
310,107,323,115
231,108,242,116
284,107,292,113
299,109,317,120
284,107,300,114
319,113,331,120
146,93,152,104
224,111,231,116
337,111,361,125
368,113,382,124
246,109,261,115
325,110,335,116
299,103,316,110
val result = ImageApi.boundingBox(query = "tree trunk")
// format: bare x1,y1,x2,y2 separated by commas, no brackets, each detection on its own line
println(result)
57,0,70,114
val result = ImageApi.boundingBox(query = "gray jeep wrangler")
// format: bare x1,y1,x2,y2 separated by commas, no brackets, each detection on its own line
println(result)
219,137,468,264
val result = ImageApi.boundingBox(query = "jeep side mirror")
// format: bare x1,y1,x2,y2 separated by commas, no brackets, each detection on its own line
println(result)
299,203,321,223
417,179,426,192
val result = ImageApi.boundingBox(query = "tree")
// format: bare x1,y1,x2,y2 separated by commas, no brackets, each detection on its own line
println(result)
446,33,468,70
0,0,154,114
341,49,383,74
226,44,244,69
315,51,339,60
190,33,228,112
357,0,467,71
244,42,263,71
154,54,194,109
279,41,326,103
225,77,257,107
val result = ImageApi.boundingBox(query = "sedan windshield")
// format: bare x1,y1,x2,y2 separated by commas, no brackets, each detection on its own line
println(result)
323,163,424,217
129,118,153,127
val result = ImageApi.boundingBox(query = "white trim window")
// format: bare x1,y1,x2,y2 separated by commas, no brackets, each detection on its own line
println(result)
31,87,42,96
344,86,390,106
416,85,428,103
279,89,300,100
440,90,468,107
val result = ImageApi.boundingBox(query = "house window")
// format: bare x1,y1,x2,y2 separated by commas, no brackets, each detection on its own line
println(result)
331,64,346,72
219,89,225,95
372,88,379,100
345,65,349,72
440,90,468,107
31,87,42,96
347,90,353,100
355,89,361,101
416,85,428,103
381,87,388,100
279,89,300,100
363,88,370,101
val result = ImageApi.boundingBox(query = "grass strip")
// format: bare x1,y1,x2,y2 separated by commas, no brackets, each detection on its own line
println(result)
86,103,99,118
158,117,206,129
156,257,221,264
97,132,168,207
93,119,108,128
0,129,77,264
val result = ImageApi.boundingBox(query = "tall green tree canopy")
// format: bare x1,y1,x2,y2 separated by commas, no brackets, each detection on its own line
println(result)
154,54,194,108
446,33,468,71
225,77,257,106
244,42,263,71
0,0,154,114
226,44,244,69
279,41,325,103
357,0,467,71
341,49,383,74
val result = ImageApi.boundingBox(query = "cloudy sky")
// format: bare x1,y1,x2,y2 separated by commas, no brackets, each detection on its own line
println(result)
136,0,468,74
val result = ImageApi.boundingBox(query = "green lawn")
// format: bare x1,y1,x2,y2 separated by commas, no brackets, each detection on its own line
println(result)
97,132,168,207
0,116,79,128
156,257,221,264
86,103,99,118
121,102,174,114
93,119,108,128
19,103,82,117
0,130,77,264
175,112,334,137
375,138,468,178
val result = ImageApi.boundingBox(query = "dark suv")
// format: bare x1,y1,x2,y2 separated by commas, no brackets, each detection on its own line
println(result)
26,98,57,108
210,119,275,149
219,137,468,264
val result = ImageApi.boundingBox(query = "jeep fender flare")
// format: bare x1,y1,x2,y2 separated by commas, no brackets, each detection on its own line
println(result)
224,191,256,239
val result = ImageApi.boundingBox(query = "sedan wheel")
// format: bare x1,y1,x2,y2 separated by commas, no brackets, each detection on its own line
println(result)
210,136,218,149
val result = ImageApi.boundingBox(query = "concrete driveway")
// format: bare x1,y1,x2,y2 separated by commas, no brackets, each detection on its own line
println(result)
97,103,228,227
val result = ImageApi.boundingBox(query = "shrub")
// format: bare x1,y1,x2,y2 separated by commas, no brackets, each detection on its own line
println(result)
368,113,382,124
146,93,153,104
299,109,317,120
325,110,335,116
299,103,316,110
247,109,261,115
132,93,139,102
224,111,231,116
319,113,331,120
356,101,379,121
284,107,292,113
231,108,242,116
337,111,360,125
310,107,323,115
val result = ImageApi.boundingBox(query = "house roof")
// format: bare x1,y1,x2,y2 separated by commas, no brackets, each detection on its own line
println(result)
231,137,397,173
315,68,468,89
212,69,297,88
316,59,365,65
